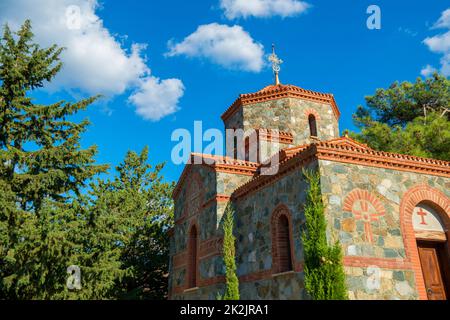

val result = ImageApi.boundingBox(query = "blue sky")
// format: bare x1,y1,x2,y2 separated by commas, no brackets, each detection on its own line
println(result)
1,0,449,183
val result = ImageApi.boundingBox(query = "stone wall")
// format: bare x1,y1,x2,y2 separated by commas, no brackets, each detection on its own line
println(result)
231,162,318,299
319,160,450,300
170,147,449,300
223,97,339,161
241,98,338,145
169,166,253,299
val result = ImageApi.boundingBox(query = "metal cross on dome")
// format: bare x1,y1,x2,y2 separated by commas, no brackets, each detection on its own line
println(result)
268,44,283,85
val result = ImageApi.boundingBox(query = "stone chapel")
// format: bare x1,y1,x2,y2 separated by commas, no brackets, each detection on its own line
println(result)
168,51,450,300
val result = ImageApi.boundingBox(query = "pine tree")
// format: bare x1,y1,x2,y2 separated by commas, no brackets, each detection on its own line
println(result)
0,20,107,299
351,74,449,161
220,204,240,300
302,169,348,300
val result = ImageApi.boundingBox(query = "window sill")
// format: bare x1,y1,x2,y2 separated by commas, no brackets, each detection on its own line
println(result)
183,287,200,293
271,270,295,278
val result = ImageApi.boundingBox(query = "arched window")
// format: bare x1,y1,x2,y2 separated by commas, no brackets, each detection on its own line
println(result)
308,114,318,137
187,225,198,288
276,215,293,273
272,207,294,274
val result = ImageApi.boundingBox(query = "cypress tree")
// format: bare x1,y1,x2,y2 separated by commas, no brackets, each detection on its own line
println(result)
220,204,240,300
302,169,348,300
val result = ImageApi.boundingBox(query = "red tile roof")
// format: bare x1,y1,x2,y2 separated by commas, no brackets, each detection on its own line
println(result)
221,84,341,122
232,137,450,199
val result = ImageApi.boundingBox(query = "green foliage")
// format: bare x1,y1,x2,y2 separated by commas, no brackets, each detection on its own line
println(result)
0,19,106,299
351,74,450,161
0,21,173,300
87,147,174,300
350,112,450,161
302,169,348,300
218,204,240,300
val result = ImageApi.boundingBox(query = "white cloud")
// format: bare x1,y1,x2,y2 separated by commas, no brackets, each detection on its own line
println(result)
0,0,184,121
220,0,310,19
423,8,450,76
129,77,185,121
167,23,264,72
420,64,438,77
424,31,450,53
433,8,450,29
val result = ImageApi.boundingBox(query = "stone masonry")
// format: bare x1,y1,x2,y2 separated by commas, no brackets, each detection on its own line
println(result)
168,83,450,300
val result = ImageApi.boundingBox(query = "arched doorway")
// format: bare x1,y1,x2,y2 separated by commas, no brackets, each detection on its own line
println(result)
413,203,450,300
400,185,450,300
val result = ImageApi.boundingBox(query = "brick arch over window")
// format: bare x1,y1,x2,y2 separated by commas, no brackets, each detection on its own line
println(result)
304,108,321,121
186,221,200,289
271,205,295,274
400,184,450,300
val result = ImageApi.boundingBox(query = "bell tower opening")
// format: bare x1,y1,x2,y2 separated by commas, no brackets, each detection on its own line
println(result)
308,114,318,137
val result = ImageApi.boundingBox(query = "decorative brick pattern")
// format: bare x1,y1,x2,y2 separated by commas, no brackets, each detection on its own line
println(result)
343,189,386,243
320,160,449,300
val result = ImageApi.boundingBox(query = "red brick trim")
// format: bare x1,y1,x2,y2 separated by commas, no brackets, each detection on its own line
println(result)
315,144,450,178
399,184,450,300
233,145,318,199
172,155,259,199
175,195,231,225
221,84,340,122
343,256,412,269
171,263,308,296
170,275,227,296
253,129,294,145
233,137,450,200
304,108,321,121
202,194,231,209
239,269,273,283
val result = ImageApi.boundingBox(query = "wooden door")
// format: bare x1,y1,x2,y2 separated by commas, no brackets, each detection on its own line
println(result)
417,242,447,300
